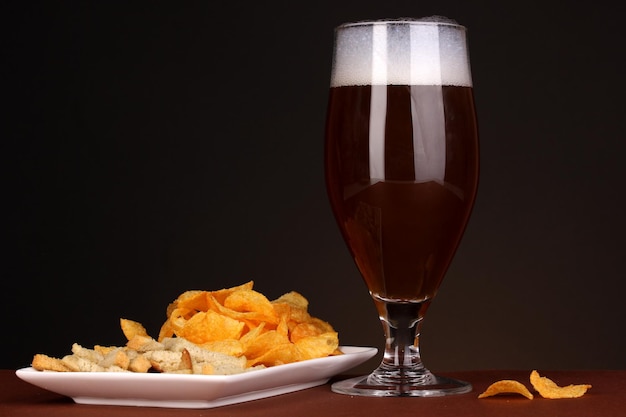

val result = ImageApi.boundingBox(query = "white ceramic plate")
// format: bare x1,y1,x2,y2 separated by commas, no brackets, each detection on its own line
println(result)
16,346,377,409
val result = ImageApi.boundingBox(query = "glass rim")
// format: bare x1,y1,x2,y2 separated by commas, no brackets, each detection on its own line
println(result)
336,16,466,31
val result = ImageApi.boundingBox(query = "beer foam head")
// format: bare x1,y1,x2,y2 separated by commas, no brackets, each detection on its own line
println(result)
331,17,472,87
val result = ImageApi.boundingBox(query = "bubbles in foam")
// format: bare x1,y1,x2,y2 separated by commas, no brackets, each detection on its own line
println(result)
331,17,472,87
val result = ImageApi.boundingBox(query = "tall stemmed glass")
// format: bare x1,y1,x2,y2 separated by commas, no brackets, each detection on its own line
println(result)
325,17,479,397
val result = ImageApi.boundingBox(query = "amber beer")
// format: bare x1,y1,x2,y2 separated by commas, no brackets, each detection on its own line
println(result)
325,84,478,302
325,21,479,304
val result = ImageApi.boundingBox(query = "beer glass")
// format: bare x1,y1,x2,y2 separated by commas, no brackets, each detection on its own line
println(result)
325,17,479,396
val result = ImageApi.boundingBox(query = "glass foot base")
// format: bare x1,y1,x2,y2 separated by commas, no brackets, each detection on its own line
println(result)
331,374,472,397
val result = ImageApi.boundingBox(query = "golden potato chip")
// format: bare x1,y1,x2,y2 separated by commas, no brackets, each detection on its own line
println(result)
309,317,336,332
159,306,204,341
225,290,274,314
290,322,324,343
276,313,290,337
165,290,208,320
272,301,311,328
271,301,290,319
330,348,343,356
478,379,534,399
269,302,292,334
176,291,211,313
120,318,149,341
157,319,175,342
530,370,591,399
294,332,339,361
209,281,255,305
239,322,267,351
247,344,300,367
207,294,279,327
243,329,291,360
177,310,245,344
170,306,198,322
273,291,309,310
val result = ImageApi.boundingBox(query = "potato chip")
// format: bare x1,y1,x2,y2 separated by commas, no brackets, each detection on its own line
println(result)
247,344,301,367
478,379,534,399
166,290,202,317
243,329,291,360
157,309,191,341
290,322,323,342
308,317,336,333
239,322,267,346
170,307,195,324
294,332,339,361
272,301,311,329
225,290,274,314
267,302,290,334
157,319,175,342
175,290,211,313
207,294,279,327
177,310,245,344
530,370,592,399
274,316,288,338
209,281,255,305
273,291,309,310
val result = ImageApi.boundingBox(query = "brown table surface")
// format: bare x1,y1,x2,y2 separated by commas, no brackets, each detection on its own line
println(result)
2,369,624,417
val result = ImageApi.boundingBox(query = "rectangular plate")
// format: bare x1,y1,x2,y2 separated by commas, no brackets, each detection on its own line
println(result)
16,346,377,409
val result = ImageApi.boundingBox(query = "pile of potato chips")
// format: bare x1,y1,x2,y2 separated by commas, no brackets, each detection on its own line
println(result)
478,370,591,400
156,281,341,367
31,281,341,374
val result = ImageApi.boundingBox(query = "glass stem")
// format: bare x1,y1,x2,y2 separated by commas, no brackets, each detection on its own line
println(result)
368,298,435,386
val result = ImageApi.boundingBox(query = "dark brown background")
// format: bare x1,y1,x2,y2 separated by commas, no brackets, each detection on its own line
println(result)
3,0,625,374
